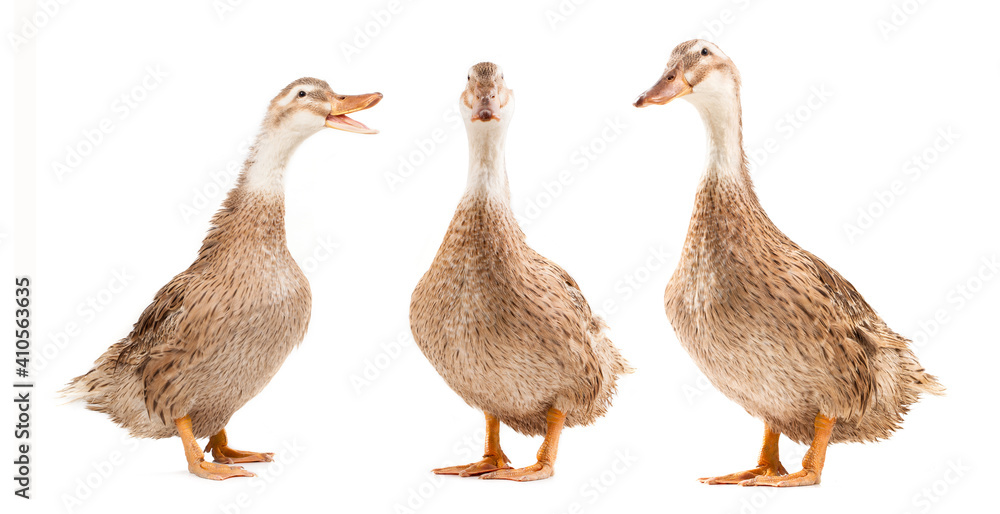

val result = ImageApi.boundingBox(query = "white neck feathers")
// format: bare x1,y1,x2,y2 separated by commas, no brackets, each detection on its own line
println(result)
242,129,310,196
464,122,510,201
686,82,747,184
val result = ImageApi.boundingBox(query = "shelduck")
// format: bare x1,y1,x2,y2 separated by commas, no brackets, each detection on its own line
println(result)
65,77,381,480
410,62,631,482
635,40,943,487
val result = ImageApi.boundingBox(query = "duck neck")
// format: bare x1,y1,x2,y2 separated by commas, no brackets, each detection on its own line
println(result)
688,89,752,190
683,88,782,248
201,128,310,256
464,122,511,203
237,128,310,197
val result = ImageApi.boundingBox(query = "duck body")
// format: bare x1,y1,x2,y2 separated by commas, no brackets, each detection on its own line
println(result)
69,185,311,439
665,172,940,444
636,40,941,486
411,63,628,481
411,193,625,436
65,77,382,479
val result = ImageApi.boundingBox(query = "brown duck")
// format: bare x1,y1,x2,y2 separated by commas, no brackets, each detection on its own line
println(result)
410,62,631,482
64,78,381,480
634,40,944,487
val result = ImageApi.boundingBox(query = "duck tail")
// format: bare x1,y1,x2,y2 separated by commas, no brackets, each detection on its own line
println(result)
60,367,111,407
60,338,131,408
911,369,945,396
592,315,634,376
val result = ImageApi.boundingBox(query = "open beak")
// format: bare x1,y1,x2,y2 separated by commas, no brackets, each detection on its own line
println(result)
472,91,500,122
634,63,692,108
325,92,382,134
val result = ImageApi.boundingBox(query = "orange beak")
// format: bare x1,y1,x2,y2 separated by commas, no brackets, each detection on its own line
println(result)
471,88,501,122
325,92,382,134
634,63,692,108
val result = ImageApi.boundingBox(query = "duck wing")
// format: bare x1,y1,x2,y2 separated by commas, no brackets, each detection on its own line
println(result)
117,269,215,424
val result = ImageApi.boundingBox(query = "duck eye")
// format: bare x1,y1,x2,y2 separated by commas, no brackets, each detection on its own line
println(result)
701,48,710,56
297,90,306,98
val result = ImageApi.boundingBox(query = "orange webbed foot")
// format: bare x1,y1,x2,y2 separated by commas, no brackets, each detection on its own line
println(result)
176,419,260,481
435,413,512,477
699,462,789,485
433,452,512,477
207,445,275,464
740,468,820,487
188,458,256,480
716,415,834,488
480,461,553,482
204,429,274,464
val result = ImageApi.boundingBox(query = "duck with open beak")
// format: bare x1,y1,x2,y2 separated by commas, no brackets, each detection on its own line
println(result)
325,91,382,134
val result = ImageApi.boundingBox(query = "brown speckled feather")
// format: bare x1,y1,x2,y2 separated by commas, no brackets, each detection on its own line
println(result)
66,186,311,439
411,194,630,435
61,78,346,440
657,41,943,445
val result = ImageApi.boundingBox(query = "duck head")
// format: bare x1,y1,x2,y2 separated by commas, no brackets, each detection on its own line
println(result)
461,62,514,130
264,77,382,139
633,40,740,112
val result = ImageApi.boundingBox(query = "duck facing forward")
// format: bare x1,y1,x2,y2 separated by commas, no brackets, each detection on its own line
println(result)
410,62,631,482
65,78,381,480
635,40,943,487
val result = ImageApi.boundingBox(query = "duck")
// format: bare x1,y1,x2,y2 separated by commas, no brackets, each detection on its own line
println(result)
634,40,944,487
64,77,381,480
410,62,632,482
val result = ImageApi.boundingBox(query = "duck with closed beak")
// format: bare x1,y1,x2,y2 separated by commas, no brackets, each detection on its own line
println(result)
410,62,631,482
635,40,943,487
65,78,381,480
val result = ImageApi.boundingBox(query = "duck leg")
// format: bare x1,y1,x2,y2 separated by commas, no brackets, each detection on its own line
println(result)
175,416,255,480
700,423,787,484
433,412,512,477
741,413,836,487
481,407,565,482
205,428,274,464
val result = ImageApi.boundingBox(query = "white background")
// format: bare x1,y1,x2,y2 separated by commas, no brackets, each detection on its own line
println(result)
4,0,998,512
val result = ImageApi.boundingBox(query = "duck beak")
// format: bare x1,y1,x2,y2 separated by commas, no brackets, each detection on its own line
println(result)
472,90,501,122
634,64,692,108
325,92,382,134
